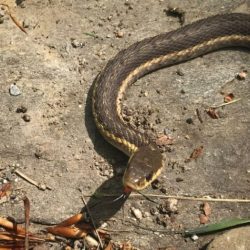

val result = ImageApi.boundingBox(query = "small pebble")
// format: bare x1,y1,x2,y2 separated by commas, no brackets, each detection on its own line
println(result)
176,177,184,182
236,71,247,80
166,198,178,213
22,19,30,28
71,39,85,48
85,235,99,248
115,31,124,38
176,68,184,76
150,207,157,215
0,9,5,18
191,234,199,241
151,179,160,189
9,84,21,96
22,114,31,122
16,106,27,113
131,207,143,220
186,118,193,124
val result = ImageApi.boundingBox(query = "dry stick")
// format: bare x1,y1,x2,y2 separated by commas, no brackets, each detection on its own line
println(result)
0,217,26,234
210,98,241,109
15,169,52,190
90,193,250,203
196,108,203,123
131,194,250,203
81,195,104,249
0,3,27,34
23,197,30,250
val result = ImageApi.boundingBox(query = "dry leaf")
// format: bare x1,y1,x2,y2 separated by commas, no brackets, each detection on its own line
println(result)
206,108,219,119
199,214,209,224
47,226,87,238
57,213,84,227
185,145,204,162
0,182,12,199
202,202,212,216
224,93,234,103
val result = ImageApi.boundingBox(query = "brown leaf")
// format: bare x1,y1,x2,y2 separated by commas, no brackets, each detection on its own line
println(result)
224,93,234,103
0,182,12,199
185,145,204,162
104,241,113,250
57,213,84,227
199,214,209,224
202,202,212,216
47,226,87,238
206,108,219,119
0,217,26,234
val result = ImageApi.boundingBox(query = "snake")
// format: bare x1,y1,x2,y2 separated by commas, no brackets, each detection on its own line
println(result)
92,13,250,192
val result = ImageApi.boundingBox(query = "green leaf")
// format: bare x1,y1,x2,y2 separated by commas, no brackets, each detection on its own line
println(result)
184,218,250,236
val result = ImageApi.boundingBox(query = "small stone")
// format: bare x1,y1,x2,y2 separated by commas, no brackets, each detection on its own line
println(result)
151,179,160,189
85,235,99,248
166,198,178,213
236,70,247,80
16,0,26,6
34,150,42,159
0,9,5,18
186,118,193,124
22,19,29,28
150,207,157,215
176,177,184,182
16,106,27,113
176,68,184,76
115,31,124,38
143,212,150,218
22,114,31,122
191,234,199,241
71,39,85,48
131,207,143,220
160,187,167,194
9,83,21,96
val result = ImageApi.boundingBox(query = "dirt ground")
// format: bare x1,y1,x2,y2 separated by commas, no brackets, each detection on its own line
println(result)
0,0,249,249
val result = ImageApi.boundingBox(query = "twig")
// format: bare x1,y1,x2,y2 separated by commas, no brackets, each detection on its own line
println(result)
133,194,250,203
81,194,103,249
136,190,159,204
15,169,52,190
90,192,250,203
83,32,99,38
0,217,26,234
196,108,203,123
210,98,241,109
23,197,30,250
0,3,27,34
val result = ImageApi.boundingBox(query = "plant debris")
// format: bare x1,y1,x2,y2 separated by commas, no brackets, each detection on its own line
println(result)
185,145,204,163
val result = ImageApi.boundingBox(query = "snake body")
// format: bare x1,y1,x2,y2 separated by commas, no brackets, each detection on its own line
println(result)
92,13,250,191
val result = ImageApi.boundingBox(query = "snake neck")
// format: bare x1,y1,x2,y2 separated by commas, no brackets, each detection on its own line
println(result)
92,13,250,156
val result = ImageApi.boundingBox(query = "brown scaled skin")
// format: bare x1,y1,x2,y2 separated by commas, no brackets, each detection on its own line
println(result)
123,145,164,191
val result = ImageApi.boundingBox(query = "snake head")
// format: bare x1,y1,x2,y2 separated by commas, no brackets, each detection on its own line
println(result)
123,145,163,191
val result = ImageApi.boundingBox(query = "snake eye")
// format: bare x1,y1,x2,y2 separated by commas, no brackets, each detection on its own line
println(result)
145,171,154,182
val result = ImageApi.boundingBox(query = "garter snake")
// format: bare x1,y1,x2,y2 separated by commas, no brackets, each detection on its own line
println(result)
92,13,250,191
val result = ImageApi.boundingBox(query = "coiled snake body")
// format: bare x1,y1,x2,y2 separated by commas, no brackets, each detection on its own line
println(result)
92,13,250,191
